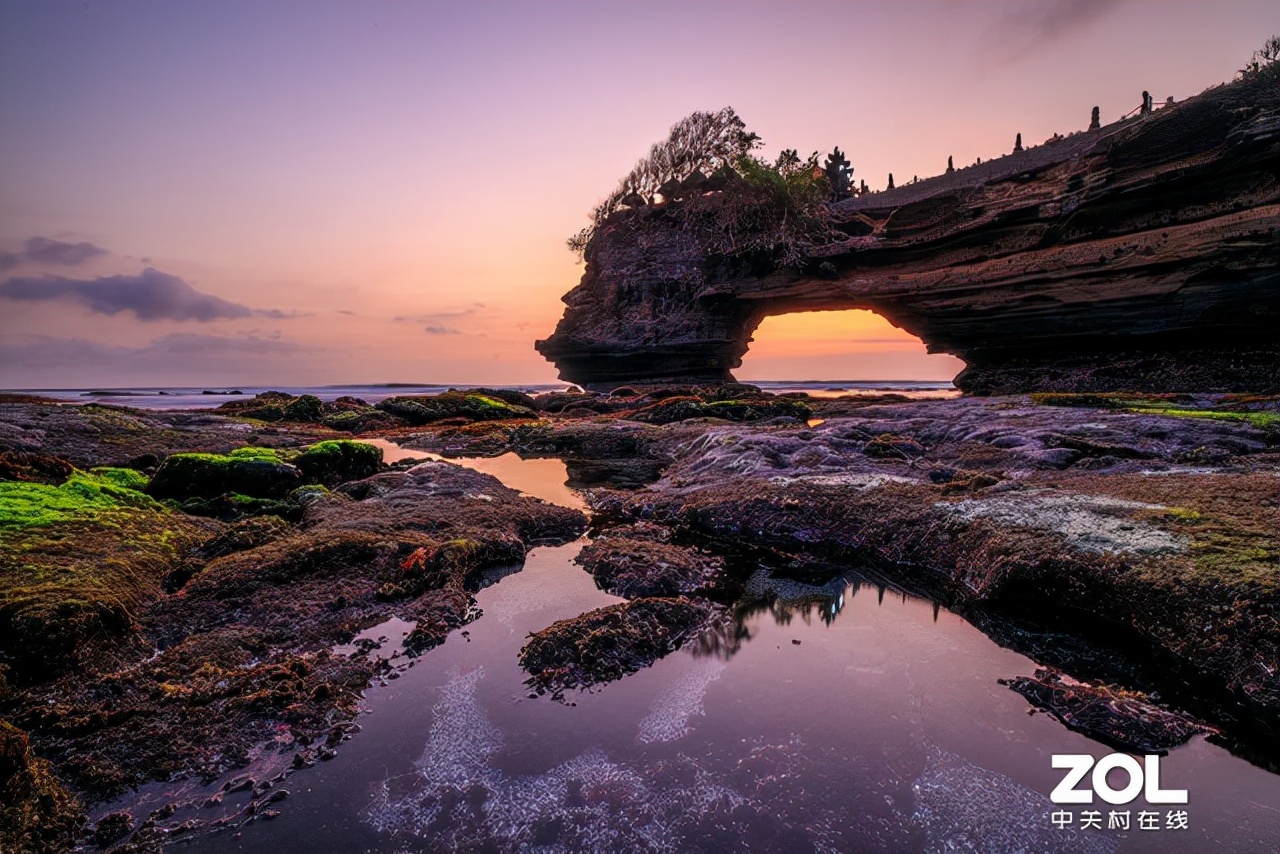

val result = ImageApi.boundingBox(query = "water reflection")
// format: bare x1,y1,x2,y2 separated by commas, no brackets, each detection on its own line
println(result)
691,568,915,662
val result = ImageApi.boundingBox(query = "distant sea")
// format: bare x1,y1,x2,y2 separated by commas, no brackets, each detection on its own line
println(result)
6,380,958,410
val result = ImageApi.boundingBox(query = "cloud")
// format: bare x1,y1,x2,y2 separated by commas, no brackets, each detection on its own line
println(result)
393,302,486,324
255,308,312,319
0,236,110,271
0,267,255,322
424,324,461,335
981,0,1125,65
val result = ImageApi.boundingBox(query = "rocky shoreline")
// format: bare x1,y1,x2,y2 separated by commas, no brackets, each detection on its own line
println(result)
1,385,1276,851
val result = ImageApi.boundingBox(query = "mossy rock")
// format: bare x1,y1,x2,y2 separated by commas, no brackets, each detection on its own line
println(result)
519,597,718,695
293,440,382,486
146,450,302,501
452,387,538,409
177,493,304,523
282,394,324,422
375,392,535,425
320,408,395,432
0,470,211,681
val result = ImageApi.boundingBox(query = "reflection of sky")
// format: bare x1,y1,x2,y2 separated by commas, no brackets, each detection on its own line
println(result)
1,1,1272,386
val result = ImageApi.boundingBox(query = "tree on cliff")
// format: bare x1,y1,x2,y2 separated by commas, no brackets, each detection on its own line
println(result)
566,108,761,254
1239,34,1279,78
567,109,845,267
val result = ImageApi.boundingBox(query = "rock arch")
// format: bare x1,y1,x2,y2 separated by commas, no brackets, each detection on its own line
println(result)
537,74,1280,393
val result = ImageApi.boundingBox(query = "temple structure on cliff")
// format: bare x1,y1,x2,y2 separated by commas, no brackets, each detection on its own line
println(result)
537,70,1279,393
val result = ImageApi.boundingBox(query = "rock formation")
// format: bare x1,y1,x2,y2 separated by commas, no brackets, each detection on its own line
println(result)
537,71,1279,393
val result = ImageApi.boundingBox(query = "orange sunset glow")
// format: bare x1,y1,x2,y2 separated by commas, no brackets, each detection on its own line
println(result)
0,1,1272,388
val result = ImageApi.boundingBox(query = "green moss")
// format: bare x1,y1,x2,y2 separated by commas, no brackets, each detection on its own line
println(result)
1123,406,1279,429
0,466,211,680
89,466,150,491
1031,393,1279,430
0,470,161,531
375,392,534,425
226,446,292,463
1164,506,1203,523
293,440,382,485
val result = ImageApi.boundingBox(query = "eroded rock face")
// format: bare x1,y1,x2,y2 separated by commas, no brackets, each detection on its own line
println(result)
538,70,1280,393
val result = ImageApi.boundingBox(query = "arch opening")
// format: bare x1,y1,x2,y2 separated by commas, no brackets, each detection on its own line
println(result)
735,309,966,386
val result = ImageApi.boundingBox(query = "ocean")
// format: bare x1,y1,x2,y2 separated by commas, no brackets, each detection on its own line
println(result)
6,380,959,410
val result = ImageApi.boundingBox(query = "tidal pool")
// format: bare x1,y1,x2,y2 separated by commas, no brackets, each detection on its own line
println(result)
173,452,1277,854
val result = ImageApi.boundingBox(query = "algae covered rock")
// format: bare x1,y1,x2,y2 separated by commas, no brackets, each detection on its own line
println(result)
0,720,82,854
375,391,535,425
577,525,724,597
0,469,212,681
146,447,302,501
519,597,721,696
293,440,383,486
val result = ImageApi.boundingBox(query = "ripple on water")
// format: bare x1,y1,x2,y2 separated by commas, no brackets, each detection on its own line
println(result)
912,749,1120,854
364,666,872,852
637,661,726,745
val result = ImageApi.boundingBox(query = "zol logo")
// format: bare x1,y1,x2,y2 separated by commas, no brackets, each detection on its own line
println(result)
1050,754,1188,805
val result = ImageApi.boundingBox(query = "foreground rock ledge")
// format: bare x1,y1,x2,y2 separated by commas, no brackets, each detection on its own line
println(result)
538,70,1280,392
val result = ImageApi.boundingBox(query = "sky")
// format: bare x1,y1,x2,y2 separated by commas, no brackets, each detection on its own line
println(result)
0,0,1273,388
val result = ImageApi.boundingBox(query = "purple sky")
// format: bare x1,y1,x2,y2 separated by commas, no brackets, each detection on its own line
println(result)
0,0,1273,387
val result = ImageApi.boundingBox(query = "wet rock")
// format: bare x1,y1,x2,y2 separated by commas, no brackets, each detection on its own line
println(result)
577,525,724,597
92,811,132,848
0,449,74,485
0,721,82,854
863,433,925,459
520,597,722,696
628,396,810,425
1005,668,1215,753
292,440,383,486
146,450,302,501
375,392,535,425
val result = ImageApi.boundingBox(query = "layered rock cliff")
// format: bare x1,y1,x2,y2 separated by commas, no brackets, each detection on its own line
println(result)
537,71,1280,393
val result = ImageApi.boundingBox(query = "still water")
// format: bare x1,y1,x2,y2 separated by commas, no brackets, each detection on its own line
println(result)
175,452,1276,853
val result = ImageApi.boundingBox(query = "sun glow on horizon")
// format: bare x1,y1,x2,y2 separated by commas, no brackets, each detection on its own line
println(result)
738,309,965,382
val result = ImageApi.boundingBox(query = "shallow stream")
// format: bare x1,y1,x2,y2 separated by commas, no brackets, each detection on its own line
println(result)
164,447,1278,853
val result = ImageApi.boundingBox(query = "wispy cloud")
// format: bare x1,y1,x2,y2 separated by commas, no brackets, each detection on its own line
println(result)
423,324,461,335
980,0,1125,65
392,302,486,324
0,236,110,271
0,268,258,322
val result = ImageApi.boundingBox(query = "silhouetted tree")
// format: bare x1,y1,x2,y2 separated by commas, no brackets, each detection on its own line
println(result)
1240,35,1280,77
567,108,760,253
822,147,853,199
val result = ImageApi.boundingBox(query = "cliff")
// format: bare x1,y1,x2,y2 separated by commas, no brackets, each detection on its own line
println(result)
537,71,1280,393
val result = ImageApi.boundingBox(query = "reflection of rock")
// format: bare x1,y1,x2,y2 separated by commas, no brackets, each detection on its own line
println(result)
913,750,1119,854
538,72,1280,393
1005,667,1215,754
519,598,723,697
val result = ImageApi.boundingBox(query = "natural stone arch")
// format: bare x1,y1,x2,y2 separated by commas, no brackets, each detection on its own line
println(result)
537,72,1280,394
